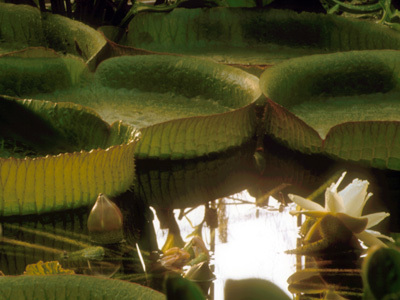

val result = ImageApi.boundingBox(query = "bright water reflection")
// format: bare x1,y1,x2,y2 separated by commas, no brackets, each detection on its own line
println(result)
153,190,299,299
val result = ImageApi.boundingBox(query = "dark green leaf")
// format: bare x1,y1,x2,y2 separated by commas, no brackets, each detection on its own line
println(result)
166,275,206,300
224,278,291,300
260,50,400,171
362,246,400,300
123,8,400,65
0,275,165,299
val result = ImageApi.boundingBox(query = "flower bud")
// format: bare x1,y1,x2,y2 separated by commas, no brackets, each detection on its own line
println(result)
87,193,124,244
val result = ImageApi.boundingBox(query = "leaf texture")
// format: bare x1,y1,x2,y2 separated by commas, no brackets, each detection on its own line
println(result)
0,275,165,300
0,99,139,216
124,8,400,65
260,50,400,170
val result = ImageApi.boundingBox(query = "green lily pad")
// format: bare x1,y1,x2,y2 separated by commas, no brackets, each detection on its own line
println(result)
119,8,400,66
1,54,260,159
0,3,107,67
259,50,400,171
95,55,260,159
362,246,400,300
0,96,140,216
0,275,165,300
0,48,89,97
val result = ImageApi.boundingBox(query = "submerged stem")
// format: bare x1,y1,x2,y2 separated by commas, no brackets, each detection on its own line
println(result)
3,224,92,249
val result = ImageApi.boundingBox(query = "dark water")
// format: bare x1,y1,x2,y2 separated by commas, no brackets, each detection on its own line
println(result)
0,136,398,299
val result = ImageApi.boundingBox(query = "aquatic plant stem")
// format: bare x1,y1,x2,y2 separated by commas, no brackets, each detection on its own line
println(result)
3,224,92,249
1,237,64,255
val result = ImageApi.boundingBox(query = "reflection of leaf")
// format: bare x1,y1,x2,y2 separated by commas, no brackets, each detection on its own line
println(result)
134,143,256,209
123,8,400,65
0,98,140,216
0,275,166,299
260,50,400,171
0,210,91,275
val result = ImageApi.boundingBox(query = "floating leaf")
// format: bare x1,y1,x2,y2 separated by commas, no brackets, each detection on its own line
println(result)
94,55,260,159
1,54,260,159
0,97,140,216
362,246,400,300
0,274,166,299
224,278,291,300
260,50,400,171
0,49,89,97
166,275,206,300
0,3,44,54
118,8,400,66
0,3,107,67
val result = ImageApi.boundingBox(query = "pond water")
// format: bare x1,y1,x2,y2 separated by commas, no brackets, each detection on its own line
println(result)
0,137,399,299
152,193,299,299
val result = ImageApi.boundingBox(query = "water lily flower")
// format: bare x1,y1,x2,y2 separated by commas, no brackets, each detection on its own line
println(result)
288,172,394,247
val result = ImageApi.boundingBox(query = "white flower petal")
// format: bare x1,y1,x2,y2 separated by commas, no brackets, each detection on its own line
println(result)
289,210,329,218
288,194,326,211
354,192,373,217
339,179,370,216
325,188,345,213
356,231,389,247
332,172,347,190
364,212,391,229
365,229,395,242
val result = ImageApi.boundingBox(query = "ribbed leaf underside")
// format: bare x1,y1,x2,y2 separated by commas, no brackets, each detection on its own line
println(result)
41,55,259,159
0,99,139,216
324,121,400,170
0,143,136,216
261,50,400,170
265,100,322,154
1,52,260,160
136,104,256,159
0,275,165,300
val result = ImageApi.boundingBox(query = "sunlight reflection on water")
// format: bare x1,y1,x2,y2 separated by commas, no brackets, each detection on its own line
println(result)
152,190,298,300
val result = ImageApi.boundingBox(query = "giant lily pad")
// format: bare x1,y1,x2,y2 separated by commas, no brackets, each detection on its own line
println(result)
0,48,89,97
0,96,140,216
362,246,400,299
1,54,260,159
0,275,165,299
119,8,400,66
259,50,400,171
0,3,107,68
